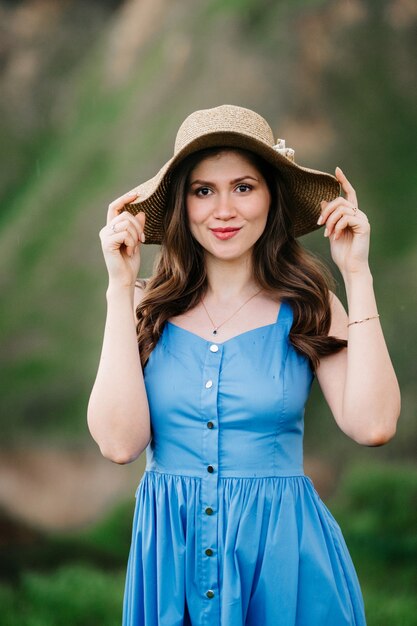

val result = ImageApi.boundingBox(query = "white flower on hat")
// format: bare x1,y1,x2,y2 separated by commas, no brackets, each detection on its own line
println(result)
272,139,295,162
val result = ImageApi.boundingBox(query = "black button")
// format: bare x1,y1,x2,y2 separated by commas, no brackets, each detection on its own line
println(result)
205,507,213,515
207,421,214,429
205,548,213,556
206,590,215,599
207,465,214,473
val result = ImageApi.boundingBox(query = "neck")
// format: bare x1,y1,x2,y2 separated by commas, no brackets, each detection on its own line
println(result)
204,252,260,304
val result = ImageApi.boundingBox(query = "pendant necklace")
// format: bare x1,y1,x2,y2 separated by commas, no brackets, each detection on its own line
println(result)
200,288,263,335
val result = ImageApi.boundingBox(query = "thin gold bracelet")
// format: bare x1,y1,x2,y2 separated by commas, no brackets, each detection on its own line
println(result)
347,314,380,327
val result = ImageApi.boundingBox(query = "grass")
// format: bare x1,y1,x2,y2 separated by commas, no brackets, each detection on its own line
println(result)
0,565,126,626
329,462,417,626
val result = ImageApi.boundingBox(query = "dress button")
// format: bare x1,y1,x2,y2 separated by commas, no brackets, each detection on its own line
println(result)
207,465,214,473
205,548,213,556
207,421,214,429
209,344,219,352
205,379,213,389
205,507,213,515
206,590,215,599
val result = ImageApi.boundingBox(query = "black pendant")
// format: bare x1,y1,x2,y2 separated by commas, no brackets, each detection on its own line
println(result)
213,329,217,335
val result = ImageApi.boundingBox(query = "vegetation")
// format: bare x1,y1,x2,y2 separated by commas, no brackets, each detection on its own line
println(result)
0,0,415,623
0,0,415,456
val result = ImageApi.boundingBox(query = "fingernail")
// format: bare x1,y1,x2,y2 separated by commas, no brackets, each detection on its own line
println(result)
128,190,138,197
317,215,323,225
324,227,329,237
140,232,146,243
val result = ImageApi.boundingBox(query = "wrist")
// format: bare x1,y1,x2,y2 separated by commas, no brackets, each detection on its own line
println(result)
106,281,135,301
342,265,373,288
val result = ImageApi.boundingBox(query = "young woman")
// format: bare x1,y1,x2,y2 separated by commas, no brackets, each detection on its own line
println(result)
87,105,400,626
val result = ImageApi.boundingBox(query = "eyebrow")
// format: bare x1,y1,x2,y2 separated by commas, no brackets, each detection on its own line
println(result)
189,175,259,187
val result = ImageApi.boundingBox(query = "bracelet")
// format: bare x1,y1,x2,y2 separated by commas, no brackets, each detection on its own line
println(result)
347,314,380,327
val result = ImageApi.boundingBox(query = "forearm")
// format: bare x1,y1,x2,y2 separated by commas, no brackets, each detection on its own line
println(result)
87,283,151,463
341,268,401,444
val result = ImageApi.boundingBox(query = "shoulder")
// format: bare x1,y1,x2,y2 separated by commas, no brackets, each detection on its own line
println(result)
327,290,348,340
134,278,149,310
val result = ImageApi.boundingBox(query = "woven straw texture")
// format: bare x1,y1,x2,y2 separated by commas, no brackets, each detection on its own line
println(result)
124,105,340,244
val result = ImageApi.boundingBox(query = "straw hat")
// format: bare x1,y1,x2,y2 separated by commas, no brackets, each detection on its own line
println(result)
124,104,340,244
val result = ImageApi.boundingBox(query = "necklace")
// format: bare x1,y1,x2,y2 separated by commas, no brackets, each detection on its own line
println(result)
200,288,264,335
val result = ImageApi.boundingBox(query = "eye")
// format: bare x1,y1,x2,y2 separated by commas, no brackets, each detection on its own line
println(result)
235,183,252,193
195,186,212,197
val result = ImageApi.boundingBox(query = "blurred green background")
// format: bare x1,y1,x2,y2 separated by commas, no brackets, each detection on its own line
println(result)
0,0,416,624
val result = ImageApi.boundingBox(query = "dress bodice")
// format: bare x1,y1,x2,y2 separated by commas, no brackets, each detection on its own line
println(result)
143,300,314,478
124,299,366,626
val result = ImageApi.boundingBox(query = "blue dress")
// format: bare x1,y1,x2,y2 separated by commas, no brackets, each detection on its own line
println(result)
122,300,366,625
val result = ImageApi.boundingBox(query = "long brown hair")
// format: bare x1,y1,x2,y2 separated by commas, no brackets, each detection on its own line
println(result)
135,147,347,370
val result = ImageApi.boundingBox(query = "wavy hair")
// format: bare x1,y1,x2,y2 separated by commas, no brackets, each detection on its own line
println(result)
135,147,347,369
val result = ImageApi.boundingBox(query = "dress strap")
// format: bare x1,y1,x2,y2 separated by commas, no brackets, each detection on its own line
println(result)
276,299,292,325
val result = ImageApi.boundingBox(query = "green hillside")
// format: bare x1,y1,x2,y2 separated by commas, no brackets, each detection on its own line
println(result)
0,0,415,461
1,2,416,624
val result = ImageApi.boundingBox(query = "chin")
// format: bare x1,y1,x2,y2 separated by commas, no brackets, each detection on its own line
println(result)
207,244,254,261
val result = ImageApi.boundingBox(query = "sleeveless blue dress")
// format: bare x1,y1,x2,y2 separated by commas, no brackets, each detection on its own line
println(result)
122,300,366,625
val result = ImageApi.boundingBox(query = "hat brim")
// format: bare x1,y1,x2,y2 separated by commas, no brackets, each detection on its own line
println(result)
125,131,340,244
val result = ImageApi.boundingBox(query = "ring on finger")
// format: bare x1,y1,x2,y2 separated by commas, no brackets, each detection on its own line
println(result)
352,206,358,215
109,223,118,233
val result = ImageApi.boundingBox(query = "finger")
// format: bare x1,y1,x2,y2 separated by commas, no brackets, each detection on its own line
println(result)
123,211,146,243
322,205,358,237
107,224,138,256
318,198,356,226
335,167,358,207
108,211,141,239
107,190,140,222
117,229,137,257
135,211,146,243
332,215,352,240
110,213,145,243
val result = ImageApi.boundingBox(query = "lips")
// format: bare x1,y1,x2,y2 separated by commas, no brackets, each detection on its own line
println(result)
210,227,241,240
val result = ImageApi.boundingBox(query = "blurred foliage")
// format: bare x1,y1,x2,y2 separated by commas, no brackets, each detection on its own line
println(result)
330,463,417,625
0,0,416,620
1,1,415,623
333,463,417,560
0,0,415,462
0,565,125,626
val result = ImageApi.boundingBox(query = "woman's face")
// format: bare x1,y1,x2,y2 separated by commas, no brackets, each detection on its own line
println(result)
185,150,271,263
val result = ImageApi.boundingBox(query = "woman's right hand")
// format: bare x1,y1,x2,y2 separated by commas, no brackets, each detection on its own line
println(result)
99,190,146,288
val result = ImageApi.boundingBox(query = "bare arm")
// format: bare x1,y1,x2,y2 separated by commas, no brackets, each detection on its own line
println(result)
315,167,400,446
316,285,400,445
87,188,151,464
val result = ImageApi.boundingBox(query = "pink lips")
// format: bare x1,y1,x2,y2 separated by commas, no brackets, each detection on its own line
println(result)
210,227,241,240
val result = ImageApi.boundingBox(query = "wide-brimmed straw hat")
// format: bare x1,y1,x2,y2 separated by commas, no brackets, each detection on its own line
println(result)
125,104,340,244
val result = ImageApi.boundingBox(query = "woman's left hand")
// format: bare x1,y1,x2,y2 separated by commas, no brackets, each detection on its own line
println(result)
318,167,371,277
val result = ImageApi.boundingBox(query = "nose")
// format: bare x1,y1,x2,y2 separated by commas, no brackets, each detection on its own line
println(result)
212,192,237,220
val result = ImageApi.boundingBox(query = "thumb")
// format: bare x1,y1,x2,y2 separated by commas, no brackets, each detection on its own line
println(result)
135,211,146,230
135,211,146,243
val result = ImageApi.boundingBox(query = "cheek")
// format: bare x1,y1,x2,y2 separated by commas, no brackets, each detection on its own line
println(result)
186,198,211,228
185,199,207,242
185,199,199,233
186,196,200,222
253,194,270,224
